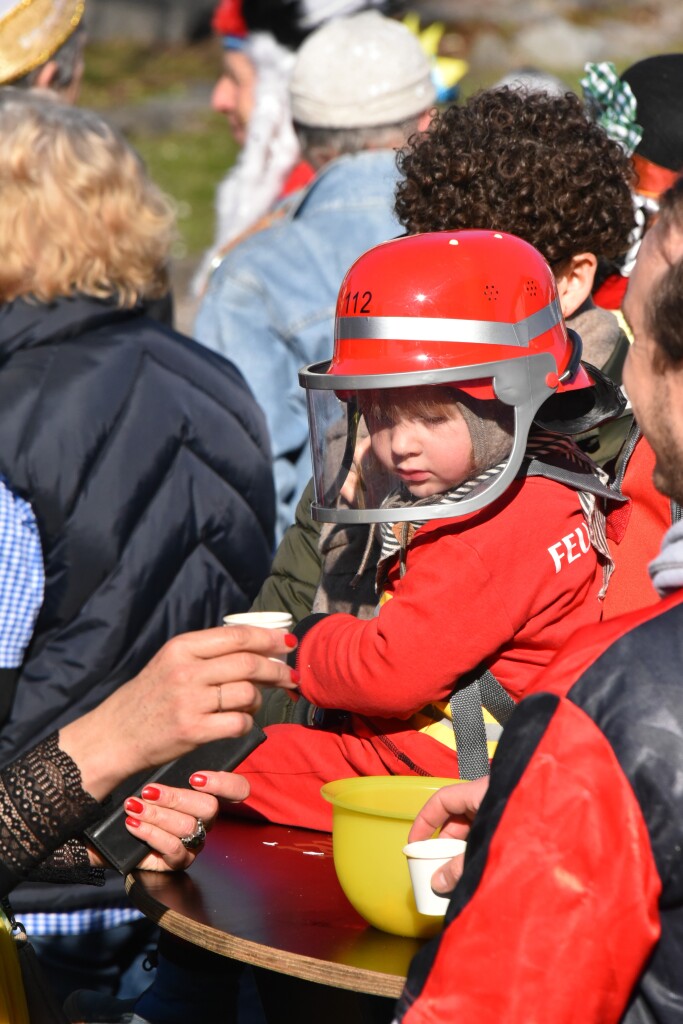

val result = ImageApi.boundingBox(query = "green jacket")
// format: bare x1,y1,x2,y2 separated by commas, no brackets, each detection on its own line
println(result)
251,479,322,623
251,479,380,725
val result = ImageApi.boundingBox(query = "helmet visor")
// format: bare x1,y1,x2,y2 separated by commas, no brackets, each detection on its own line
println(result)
302,355,556,524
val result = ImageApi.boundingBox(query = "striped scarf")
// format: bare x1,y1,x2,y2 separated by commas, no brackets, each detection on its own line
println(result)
376,432,614,597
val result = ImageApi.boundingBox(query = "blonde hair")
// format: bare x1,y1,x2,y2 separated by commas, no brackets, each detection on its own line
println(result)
0,90,175,306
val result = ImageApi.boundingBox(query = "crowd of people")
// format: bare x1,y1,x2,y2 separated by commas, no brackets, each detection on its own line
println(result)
0,0,682,1022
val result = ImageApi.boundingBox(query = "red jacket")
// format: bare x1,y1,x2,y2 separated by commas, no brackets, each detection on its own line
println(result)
237,474,605,831
397,591,683,1024
298,473,603,772
605,430,672,619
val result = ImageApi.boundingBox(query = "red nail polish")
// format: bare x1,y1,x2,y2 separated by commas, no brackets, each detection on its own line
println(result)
190,773,207,787
290,668,300,684
126,816,141,829
125,797,144,814
284,633,297,648
141,785,160,801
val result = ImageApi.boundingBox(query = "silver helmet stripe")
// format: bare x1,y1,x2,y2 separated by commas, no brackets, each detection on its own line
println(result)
336,297,563,347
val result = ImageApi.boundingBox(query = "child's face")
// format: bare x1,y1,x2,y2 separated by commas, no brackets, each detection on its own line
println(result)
361,387,474,498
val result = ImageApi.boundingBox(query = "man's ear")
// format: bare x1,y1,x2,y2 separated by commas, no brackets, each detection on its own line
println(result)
33,61,59,91
555,253,598,317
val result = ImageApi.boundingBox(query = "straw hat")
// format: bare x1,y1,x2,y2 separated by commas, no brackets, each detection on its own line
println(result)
0,0,85,84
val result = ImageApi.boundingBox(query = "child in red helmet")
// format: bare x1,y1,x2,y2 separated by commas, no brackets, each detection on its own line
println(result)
207,229,623,830
98,230,620,1024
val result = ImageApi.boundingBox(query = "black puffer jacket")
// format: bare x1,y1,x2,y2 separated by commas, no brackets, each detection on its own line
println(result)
0,294,275,765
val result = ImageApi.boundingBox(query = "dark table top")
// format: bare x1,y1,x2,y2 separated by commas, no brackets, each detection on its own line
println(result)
126,815,426,997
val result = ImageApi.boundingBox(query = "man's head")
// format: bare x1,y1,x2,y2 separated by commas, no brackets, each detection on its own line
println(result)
606,54,683,201
210,0,396,148
211,47,256,148
581,55,683,292
289,11,435,169
623,179,683,503
209,0,257,146
0,0,86,103
395,88,635,322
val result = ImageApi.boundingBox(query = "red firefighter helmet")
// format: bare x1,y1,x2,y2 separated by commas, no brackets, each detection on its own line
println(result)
299,230,619,524
329,229,590,391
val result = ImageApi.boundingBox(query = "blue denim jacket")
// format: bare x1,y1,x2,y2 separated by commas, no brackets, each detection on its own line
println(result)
195,149,403,542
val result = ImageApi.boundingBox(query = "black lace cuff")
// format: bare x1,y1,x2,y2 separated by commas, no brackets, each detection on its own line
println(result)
0,732,106,894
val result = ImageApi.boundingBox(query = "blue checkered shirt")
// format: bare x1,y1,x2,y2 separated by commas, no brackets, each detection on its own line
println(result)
0,480,143,935
0,475,44,668
21,904,144,936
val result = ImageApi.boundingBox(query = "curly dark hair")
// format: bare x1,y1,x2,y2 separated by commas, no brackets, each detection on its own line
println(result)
395,88,635,267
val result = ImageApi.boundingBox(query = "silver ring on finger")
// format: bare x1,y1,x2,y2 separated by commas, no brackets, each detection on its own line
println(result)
180,817,207,851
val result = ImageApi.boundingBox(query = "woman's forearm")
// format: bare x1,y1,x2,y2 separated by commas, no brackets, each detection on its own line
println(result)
0,733,103,896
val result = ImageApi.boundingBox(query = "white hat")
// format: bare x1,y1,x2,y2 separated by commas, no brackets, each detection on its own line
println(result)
290,11,436,128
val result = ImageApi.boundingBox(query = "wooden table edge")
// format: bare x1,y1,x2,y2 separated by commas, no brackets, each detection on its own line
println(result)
126,874,407,998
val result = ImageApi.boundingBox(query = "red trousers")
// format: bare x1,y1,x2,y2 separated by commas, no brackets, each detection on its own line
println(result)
234,720,459,832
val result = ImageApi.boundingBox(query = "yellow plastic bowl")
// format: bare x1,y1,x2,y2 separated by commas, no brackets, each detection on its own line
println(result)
321,775,461,939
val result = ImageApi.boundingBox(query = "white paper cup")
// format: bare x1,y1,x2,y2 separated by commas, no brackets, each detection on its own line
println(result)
223,611,294,630
403,837,467,916
222,611,294,663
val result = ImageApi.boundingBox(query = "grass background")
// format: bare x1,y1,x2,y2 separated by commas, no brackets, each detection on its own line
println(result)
81,39,238,261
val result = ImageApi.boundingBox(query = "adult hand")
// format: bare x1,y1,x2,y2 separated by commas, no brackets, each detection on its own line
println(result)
87,782,224,872
60,626,297,801
408,777,489,892
178,768,254,807
125,782,222,872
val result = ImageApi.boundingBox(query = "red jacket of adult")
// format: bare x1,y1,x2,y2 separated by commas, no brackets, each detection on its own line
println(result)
397,590,683,1024
604,427,674,619
238,474,604,830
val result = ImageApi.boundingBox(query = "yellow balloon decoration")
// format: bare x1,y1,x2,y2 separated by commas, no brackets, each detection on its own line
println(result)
403,12,469,103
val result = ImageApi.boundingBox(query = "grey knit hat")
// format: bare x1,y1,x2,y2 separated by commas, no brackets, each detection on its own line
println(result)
457,394,515,475
290,11,436,128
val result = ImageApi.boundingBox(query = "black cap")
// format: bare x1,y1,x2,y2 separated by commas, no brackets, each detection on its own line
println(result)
622,54,683,171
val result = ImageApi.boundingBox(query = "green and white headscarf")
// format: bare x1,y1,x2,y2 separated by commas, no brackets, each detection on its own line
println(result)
581,61,643,157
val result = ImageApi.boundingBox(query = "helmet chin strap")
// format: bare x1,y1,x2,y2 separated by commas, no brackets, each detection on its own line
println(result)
560,329,584,384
